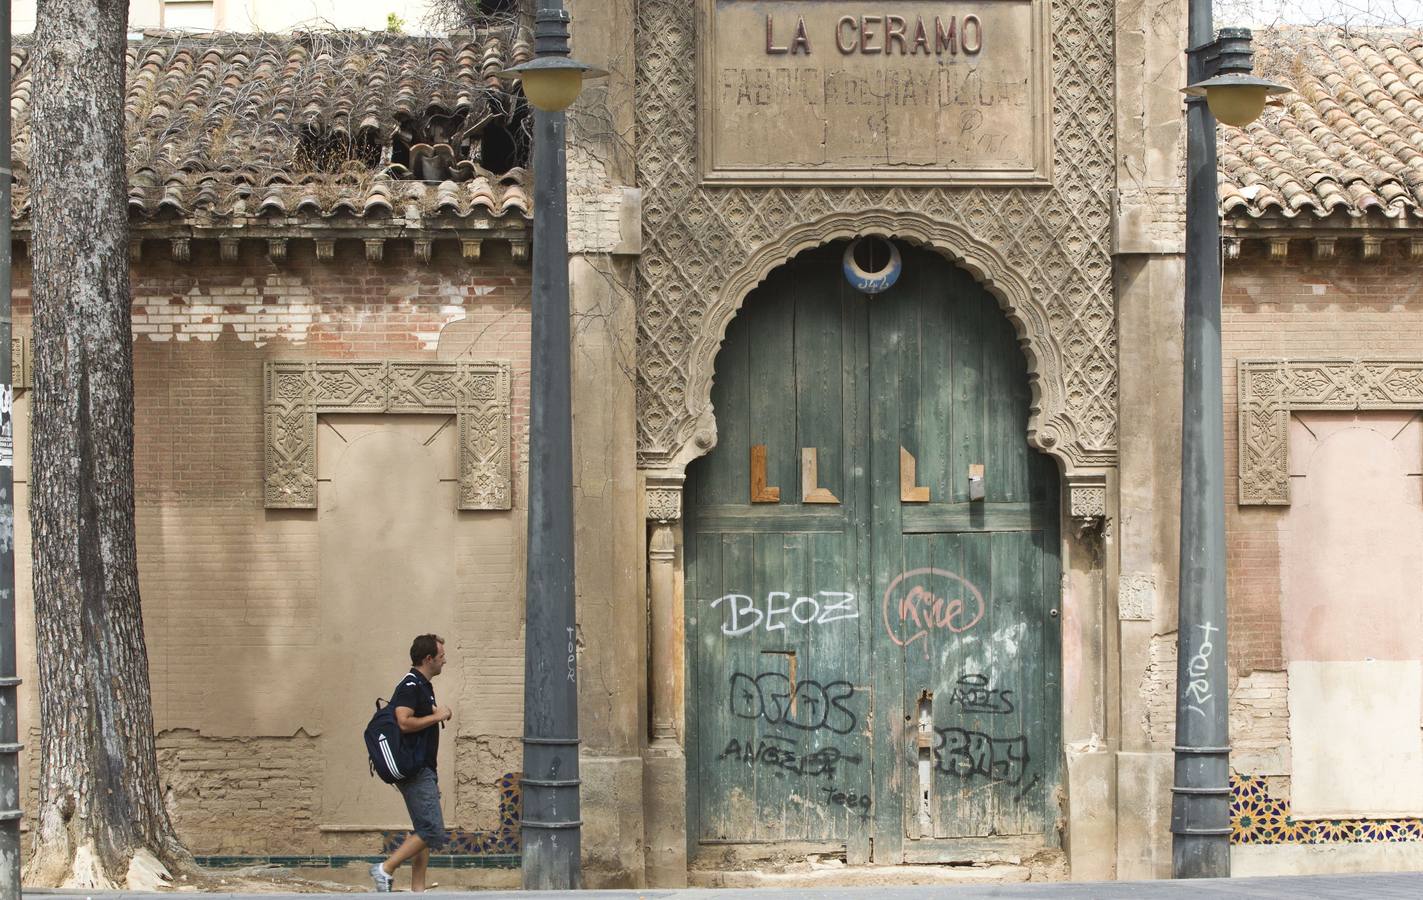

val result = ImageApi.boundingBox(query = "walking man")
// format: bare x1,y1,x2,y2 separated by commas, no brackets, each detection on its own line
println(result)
372,634,453,892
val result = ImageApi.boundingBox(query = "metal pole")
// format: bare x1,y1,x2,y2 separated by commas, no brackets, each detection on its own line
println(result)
1172,0,1231,878
520,4,581,890
0,0,21,893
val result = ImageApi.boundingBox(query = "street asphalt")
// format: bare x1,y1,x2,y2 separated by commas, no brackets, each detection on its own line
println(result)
20,871,1423,898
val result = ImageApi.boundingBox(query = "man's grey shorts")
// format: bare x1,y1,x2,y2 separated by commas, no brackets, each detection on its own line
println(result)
397,767,447,850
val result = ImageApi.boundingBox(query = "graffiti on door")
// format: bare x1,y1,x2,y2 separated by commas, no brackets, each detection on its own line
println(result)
729,670,861,735
882,568,986,656
712,590,859,636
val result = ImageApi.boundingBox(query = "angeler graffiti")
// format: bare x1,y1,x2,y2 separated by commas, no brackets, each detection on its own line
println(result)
946,673,1015,715
729,671,860,735
882,568,986,656
934,726,1030,785
711,590,859,636
719,735,863,780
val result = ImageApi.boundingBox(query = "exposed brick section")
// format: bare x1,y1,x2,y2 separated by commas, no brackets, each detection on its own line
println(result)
157,730,323,855
12,239,532,505
1224,243,1423,672
1229,670,1290,777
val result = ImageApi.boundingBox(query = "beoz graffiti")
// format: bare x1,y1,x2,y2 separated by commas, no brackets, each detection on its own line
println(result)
711,590,859,636
729,671,860,735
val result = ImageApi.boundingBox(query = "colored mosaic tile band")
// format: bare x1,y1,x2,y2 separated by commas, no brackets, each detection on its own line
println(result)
381,771,522,856
1232,774,1423,845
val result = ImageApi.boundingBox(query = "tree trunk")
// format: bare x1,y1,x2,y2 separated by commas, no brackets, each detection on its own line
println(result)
24,0,192,887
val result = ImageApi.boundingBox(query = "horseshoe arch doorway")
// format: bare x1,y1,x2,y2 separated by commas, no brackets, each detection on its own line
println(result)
682,242,1063,863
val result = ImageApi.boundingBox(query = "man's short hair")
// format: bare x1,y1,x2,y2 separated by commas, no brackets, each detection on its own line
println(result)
410,633,445,666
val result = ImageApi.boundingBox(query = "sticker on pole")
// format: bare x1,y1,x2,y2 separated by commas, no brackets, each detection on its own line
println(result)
0,385,12,469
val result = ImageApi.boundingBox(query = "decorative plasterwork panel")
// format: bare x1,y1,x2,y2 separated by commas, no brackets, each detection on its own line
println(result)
1070,485,1108,520
647,488,682,522
634,0,1117,474
1239,358,1423,504
264,360,512,511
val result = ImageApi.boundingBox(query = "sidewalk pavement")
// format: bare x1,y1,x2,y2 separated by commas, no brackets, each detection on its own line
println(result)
22,871,1423,899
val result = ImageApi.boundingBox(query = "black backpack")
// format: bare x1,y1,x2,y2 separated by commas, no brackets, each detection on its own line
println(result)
363,698,423,784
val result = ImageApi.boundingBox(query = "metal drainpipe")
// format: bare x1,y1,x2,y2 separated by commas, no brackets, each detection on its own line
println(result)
1171,0,1232,878
520,3,582,890
0,0,21,895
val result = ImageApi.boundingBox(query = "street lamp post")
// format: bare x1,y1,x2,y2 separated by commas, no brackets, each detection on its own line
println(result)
501,4,600,891
0,0,18,896
1173,13,1286,880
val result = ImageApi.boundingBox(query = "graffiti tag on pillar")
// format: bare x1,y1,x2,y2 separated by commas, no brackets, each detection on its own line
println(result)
1184,621,1218,718
882,568,986,657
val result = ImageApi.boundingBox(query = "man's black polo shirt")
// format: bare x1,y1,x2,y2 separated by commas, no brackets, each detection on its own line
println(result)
390,668,438,771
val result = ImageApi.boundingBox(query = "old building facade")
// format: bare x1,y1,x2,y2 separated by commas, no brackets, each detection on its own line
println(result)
12,0,1423,889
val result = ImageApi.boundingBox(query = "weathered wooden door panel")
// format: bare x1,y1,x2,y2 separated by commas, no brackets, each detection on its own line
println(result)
687,243,1060,862
868,247,1062,855
685,248,872,849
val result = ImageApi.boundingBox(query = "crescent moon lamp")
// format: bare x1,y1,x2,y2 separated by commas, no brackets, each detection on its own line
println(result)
843,237,903,295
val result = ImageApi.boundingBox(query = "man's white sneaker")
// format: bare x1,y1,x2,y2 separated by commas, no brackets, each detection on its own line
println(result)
370,862,393,892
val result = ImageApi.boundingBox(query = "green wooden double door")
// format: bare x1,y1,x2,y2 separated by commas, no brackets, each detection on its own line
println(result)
684,244,1062,863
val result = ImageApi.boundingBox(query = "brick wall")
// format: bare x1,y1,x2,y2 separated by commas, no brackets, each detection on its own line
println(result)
1223,242,1423,673
1229,670,1290,777
13,237,532,854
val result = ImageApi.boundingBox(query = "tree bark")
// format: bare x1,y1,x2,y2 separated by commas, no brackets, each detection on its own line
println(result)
24,0,192,887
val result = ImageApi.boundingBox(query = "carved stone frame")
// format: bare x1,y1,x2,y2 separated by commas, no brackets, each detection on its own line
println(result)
1238,357,1423,504
672,209,1092,475
264,359,513,510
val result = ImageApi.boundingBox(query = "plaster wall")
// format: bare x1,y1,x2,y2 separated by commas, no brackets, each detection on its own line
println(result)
13,242,533,857
1212,245,1423,849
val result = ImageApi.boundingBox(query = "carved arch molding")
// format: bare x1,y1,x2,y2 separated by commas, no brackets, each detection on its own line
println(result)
1239,358,1423,505
633,0,1118,475
264,360,512,510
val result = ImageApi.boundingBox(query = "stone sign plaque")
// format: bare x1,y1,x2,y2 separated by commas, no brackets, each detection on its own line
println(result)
698,1,1051,184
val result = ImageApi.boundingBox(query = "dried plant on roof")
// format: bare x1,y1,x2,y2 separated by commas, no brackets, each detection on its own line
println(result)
9,24,535,225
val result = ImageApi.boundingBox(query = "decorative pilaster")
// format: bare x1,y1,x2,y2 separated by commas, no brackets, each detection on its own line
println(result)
642,477,688,887
646,482,682,746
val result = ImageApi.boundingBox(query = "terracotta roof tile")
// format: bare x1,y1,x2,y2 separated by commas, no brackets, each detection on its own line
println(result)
1221,27,1423,222
10,29,534,228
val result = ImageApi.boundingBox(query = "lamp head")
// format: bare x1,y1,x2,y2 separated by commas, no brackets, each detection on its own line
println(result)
1182,26,1289,127
497,7,607,113
1185,73,1290,127
505,56,599,112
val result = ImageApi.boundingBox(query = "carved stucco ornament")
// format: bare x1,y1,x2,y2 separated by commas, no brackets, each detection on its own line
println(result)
1070,484,1108,520
634,0,1118,477
646,488,682,522
1239,358,1423,504
264,360,512,510
1118,573,1155,621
